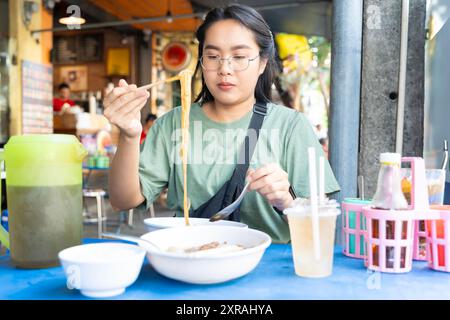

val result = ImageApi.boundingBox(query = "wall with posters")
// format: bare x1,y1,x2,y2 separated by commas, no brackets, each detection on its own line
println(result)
21,60,53,134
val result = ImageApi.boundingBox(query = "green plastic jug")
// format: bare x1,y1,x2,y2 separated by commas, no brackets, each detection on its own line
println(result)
4,134,87,268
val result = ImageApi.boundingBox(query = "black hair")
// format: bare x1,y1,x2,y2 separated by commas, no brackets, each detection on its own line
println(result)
58,83,70,91
319,138,328,146
145,113,157,123
194,4,280,104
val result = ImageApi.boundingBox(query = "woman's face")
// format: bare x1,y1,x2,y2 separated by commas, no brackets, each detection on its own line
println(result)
202,19,268,106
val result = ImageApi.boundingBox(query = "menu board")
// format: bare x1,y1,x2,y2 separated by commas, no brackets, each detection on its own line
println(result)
54,34,103,64
22,60,53,134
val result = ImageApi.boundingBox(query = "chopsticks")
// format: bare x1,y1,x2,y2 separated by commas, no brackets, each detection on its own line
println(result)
137,75,180,91
137,69,193,92
136,69,192,115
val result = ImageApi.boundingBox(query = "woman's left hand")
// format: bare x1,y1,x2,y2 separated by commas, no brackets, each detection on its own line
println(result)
247,163,294,211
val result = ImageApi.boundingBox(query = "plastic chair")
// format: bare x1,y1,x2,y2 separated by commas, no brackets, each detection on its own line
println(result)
126,203,155,227
83,188,107,238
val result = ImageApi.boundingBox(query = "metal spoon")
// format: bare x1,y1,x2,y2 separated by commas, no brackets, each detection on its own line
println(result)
102,232,162,252
209,182,250,222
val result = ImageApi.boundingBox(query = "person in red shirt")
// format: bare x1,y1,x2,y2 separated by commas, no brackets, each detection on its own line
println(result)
140,113,157,144
53,83,75,113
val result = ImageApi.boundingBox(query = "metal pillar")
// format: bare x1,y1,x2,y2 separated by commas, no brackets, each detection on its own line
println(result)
359,0,426,197
329,0,363,202
329,0,363,245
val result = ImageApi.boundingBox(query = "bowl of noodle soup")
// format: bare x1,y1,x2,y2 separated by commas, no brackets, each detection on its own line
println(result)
139,225,271,284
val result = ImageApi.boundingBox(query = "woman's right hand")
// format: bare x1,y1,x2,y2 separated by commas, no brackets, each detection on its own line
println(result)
103,79,150,139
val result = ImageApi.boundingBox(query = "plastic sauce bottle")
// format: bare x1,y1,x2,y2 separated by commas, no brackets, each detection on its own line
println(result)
372,153,408,210
371,153,408,268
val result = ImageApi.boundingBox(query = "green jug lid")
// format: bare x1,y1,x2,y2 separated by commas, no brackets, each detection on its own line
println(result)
6,134,80,145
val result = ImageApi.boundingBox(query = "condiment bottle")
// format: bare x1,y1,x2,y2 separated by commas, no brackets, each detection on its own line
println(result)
371,152,408,268
372,153,408,210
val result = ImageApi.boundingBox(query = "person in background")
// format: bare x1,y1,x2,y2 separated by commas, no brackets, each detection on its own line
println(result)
314,123,327,140
53,83,75,113
319,137,329,159
140,113,157,144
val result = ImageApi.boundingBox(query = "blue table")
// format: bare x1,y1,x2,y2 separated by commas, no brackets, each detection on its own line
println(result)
1,239,450,300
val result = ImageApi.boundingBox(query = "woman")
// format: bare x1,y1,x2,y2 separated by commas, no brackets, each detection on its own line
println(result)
103,4,340,243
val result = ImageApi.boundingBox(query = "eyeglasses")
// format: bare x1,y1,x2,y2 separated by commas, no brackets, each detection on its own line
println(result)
200,54,260,71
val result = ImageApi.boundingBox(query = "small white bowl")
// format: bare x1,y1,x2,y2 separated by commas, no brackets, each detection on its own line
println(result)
140,226,271,284
58,242,146,298
143,217,248,232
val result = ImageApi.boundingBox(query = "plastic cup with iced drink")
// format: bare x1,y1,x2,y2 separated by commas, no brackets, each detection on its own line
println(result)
284,198,341,278
401,168,446,206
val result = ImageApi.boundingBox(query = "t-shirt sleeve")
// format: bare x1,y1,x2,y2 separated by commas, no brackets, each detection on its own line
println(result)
284,113,340,197
53,98,62,112
138,120,171,208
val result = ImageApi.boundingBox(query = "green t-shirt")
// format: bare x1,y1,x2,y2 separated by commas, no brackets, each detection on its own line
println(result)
139,102,340,243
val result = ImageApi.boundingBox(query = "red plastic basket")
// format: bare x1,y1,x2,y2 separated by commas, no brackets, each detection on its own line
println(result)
426,205,450,272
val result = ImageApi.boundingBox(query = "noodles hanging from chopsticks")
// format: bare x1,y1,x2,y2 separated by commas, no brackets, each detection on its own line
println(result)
178,69,192,226
143,69,192,226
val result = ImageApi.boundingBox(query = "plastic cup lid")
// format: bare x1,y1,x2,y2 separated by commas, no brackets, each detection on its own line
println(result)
284,198,341,218
379,152,401,164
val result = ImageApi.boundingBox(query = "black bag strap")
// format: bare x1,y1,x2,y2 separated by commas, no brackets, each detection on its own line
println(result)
229,102,267,184
220,102,267,220
189,102,267,220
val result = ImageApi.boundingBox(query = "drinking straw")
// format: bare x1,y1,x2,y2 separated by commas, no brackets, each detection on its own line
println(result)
358,175,365,200
395,0,409,154
319,156,325,205
308,147,320,259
